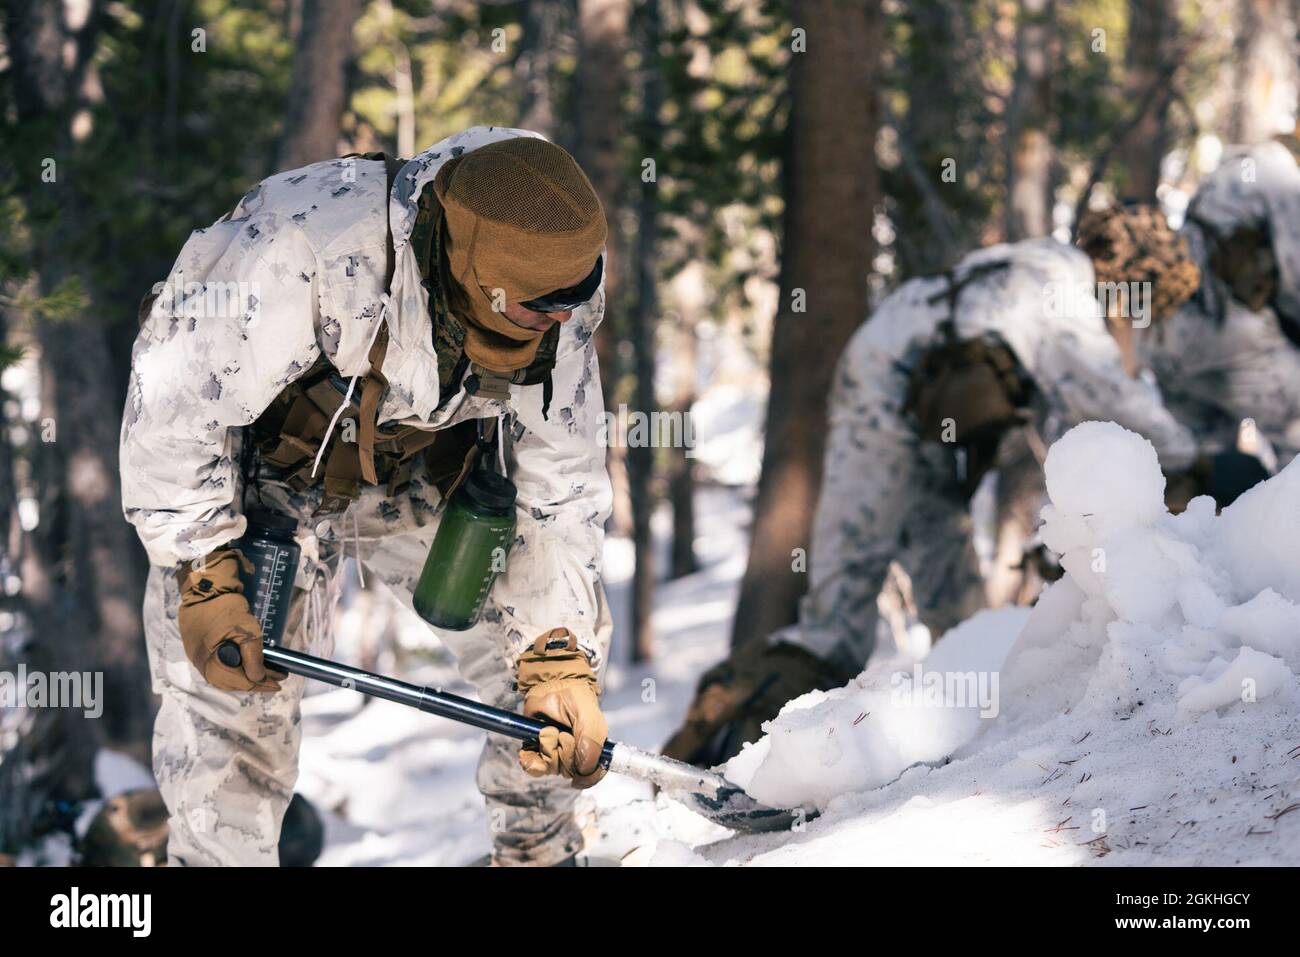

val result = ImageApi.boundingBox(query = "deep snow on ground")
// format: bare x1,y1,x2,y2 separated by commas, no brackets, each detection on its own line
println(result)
691,422,1300,866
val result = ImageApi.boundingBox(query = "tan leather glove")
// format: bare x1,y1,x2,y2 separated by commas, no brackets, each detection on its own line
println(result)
515,628,607,788
662,641,853,769
176,547,286,693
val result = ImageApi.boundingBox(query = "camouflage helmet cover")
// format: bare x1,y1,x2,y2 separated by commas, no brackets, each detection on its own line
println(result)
1075,204,1201,323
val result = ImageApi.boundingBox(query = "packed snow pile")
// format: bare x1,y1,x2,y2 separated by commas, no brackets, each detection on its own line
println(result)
722,607,1031,811
1002,421,1298,727
698,421,1300,865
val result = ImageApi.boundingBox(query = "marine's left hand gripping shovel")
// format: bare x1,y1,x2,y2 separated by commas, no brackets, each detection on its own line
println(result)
217,641,813,835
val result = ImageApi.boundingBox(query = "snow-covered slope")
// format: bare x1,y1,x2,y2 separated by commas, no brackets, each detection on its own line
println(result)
667,422,1300,865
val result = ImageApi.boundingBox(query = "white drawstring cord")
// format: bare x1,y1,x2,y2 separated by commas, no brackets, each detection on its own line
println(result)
310,302,389,480
306,553,344,658
310,374,359,480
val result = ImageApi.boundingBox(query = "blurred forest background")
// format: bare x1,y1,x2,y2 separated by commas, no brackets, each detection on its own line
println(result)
0,0,1297,856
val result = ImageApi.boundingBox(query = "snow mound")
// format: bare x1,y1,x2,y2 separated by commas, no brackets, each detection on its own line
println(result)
717,421,1300,865
724,607,1031,810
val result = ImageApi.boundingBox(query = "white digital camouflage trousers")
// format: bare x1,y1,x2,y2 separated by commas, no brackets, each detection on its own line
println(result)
789,426,989,672
786,360,988,673
987,426,1050,608
144,448,612,867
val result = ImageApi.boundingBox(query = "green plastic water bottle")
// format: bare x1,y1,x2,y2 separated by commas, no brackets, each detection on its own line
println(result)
413,468,518,630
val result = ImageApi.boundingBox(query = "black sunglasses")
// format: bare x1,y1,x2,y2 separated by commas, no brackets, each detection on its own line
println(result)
520,256,603,313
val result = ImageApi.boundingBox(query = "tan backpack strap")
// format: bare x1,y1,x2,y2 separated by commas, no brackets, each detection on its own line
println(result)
374,424,440,458
358,324,391,485
319,437,363,514
355,151,406,485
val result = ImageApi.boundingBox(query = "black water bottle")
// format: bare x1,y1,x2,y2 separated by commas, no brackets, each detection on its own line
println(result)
232,509,301,649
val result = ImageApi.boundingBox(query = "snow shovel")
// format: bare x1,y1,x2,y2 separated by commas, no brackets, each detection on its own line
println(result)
218,641,812,834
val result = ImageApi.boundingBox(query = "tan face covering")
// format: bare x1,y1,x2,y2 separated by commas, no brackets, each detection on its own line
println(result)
433,138,607,374
434,215,546,373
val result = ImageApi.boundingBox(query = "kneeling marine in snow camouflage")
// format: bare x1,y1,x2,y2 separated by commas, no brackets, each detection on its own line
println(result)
122,129,614,866
665,205,1204,769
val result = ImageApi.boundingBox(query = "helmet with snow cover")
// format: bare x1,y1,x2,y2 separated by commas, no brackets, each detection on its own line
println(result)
1075,203,1201,324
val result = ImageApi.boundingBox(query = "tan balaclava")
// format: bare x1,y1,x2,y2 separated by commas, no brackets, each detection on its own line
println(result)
1075,203,1201,375
433,138,607,373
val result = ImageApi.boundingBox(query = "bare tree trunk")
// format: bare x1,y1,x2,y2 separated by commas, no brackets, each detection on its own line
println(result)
370,0,416,158
1005,0,1054,240
891,0,975,273
729,0,879,651
626,0,663,663
277,0,363,170
0,308,85,855
574,0,631,540
574,0,629,351
392,41,416,159
1116,0,1177,201
517,0,559,134
901,1,960,171
1228,0,1300,145
667,312,697,580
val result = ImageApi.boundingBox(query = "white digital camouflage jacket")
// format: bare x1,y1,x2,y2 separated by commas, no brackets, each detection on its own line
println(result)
845,238,1198,469
120,126,613,663
1181,139,1300,324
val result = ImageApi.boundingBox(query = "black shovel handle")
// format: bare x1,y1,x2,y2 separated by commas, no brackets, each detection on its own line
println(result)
219,640,616,768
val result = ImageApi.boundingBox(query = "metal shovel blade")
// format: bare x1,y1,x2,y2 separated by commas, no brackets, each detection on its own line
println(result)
607,742,816,834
